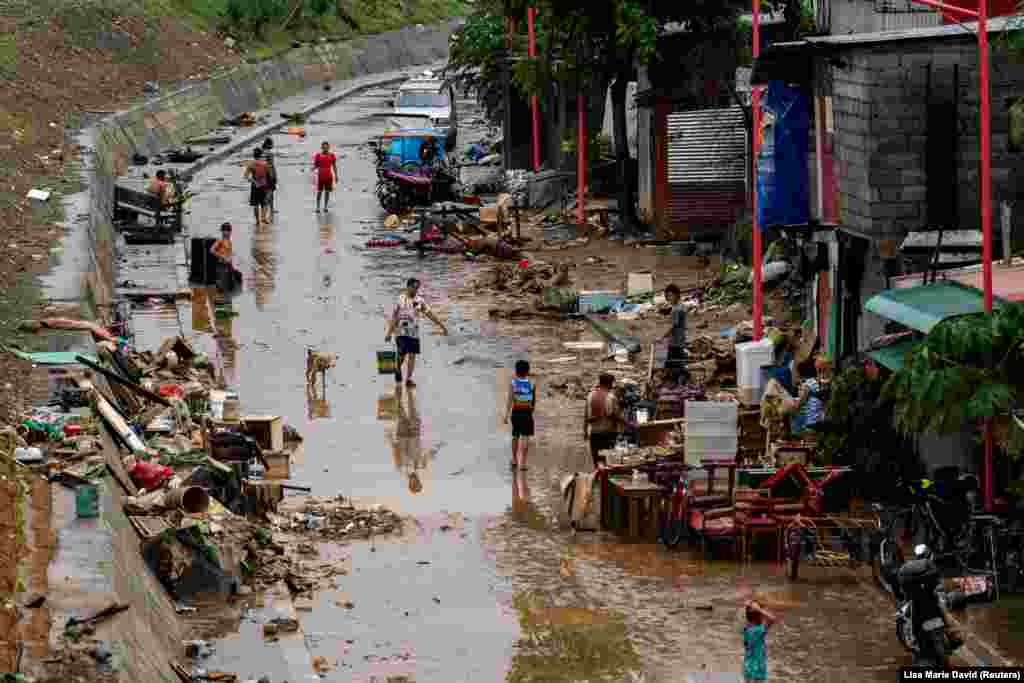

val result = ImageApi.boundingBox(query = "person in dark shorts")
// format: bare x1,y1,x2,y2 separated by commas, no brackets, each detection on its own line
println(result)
384,278,448,387
584,373,623,468
504,360,536,470
261,138,277,215
244,147,271,225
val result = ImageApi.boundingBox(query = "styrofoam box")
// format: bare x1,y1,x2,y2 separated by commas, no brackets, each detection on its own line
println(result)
735,339,774,387
685,401,739,424
687,420,738,437
686,434,739,455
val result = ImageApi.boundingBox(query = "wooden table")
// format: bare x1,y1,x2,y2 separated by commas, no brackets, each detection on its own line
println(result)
607,476,662,542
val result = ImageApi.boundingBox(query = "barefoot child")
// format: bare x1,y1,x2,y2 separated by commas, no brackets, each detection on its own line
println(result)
504,360,536,470
744,601,777,682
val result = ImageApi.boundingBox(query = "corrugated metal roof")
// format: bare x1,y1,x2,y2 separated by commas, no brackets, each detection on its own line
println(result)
868,338,919,371
667,107,747,184
769,14,1016,50
864,280,1002,333
891,260,1024,302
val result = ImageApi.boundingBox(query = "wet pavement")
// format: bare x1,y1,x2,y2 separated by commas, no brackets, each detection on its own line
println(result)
121,84,1016,681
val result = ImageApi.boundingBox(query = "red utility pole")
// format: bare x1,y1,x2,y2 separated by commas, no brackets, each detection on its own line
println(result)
528,7,541,173
578,93,586,224
912,0,994,512
752,0,764,341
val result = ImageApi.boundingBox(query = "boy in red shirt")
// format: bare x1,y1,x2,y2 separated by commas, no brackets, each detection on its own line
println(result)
312,141,338,213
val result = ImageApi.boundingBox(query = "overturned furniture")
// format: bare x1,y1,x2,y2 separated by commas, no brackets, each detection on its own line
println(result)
114,180,186,243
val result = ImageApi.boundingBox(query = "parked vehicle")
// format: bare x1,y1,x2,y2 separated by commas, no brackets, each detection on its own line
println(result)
391,71,457,150
895,544,980,668
871,474,1005,594
372,130,460,213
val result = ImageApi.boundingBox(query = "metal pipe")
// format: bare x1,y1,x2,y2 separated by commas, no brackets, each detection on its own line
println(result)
752,0,763,341
528,7,541,173
909,0,979,16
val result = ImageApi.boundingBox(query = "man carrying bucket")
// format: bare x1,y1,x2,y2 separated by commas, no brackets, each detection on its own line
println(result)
385,278,448,387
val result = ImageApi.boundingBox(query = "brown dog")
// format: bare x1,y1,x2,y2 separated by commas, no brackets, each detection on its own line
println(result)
305,349,337,392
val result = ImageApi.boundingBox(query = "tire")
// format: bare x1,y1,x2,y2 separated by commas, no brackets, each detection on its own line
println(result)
662,496,687,549
895,606,916,653
874,536,904,598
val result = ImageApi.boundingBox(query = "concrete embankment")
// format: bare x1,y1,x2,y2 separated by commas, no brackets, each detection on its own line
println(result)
30,19,461,682
51,19,461,313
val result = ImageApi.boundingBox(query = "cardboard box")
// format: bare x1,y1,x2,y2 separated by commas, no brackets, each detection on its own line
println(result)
480,206,499,224
242,415,284,452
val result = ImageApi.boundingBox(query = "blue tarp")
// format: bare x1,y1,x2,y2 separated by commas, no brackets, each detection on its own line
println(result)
757,81,810,228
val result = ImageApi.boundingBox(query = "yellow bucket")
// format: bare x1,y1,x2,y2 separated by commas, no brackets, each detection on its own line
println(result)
377,395,398,420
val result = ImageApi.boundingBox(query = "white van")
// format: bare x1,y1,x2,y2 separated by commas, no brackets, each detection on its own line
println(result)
391,71,457,149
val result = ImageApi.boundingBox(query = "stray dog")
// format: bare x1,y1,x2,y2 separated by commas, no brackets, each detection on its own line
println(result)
306,349,337,395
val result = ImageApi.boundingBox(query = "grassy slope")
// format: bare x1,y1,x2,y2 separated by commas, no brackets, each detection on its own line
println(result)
170,0,465,59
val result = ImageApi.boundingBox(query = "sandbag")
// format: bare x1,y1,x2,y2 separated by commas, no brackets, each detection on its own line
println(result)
561,472,600,531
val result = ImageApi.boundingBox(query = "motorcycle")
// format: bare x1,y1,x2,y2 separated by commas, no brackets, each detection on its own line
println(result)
895,544,978,668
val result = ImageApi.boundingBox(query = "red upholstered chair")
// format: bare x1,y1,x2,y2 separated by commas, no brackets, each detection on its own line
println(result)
688,506,739,558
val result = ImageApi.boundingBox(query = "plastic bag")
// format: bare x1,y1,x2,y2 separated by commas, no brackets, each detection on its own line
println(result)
130,460,174,491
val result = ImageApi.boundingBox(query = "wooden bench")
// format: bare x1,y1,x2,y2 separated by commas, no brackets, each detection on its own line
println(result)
115,184,183,230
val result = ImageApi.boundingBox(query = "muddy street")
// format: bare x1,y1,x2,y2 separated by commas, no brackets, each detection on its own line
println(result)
121,85,917,682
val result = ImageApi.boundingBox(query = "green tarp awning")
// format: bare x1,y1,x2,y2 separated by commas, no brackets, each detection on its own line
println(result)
863,280,1002,334
867,339,919,372
1,346,97,366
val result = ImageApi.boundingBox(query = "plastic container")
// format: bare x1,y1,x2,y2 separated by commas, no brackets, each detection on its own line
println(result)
76,483,100,518
14,447,44,464
685,401,739,424
376,349,398,375
736,339,774,386
222,392,241,421
685,434,738,455
63,423,82,438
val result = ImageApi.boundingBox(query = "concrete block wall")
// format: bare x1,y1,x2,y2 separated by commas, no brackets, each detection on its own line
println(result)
824,36,1024,348
84,20,460,305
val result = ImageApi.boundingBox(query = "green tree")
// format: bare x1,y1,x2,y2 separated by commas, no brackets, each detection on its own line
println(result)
881,303,1024,459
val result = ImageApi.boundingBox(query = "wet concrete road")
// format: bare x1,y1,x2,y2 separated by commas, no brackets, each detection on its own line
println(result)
127,85,954,682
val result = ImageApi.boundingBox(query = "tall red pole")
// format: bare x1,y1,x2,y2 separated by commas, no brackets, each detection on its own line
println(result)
752,0,764,341
578,92,586,224
980,0,994,512
528,7,541,173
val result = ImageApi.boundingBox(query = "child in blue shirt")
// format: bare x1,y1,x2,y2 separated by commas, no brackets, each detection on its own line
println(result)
504,360,536,470
743,601,777,682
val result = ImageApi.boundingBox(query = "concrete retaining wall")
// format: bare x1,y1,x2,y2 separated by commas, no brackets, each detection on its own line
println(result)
81,20,461,308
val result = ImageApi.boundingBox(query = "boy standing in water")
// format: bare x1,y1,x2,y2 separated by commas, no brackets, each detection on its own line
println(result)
262,138,277,215
743,601,777,683
504,360,536,470
312,141,338,213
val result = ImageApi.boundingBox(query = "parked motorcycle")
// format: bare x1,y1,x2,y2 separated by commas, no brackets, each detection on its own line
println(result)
895,544,975,668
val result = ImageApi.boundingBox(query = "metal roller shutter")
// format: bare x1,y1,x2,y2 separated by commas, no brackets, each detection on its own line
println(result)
666,106,748,237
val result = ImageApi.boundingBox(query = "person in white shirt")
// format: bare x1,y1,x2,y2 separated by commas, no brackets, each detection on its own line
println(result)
384,278,448,387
